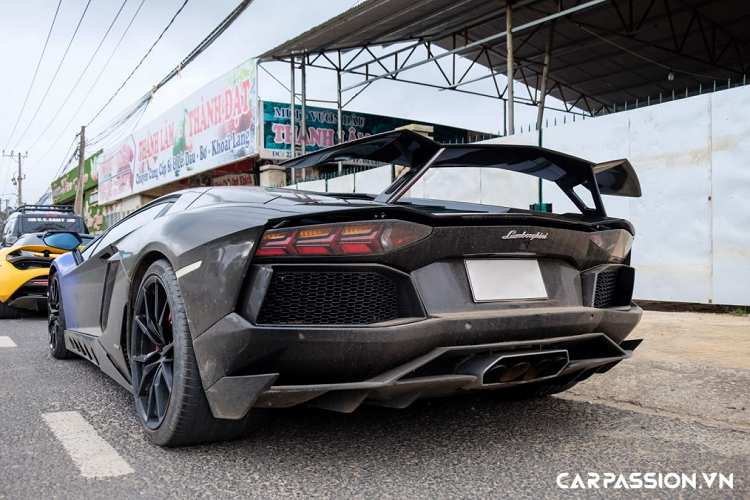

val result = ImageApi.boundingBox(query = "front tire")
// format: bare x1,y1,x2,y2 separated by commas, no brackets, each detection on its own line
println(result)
47,274,73,359
0,300,23,319
130,259,262,446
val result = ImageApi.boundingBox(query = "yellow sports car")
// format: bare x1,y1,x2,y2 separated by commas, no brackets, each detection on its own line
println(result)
0,233,93,319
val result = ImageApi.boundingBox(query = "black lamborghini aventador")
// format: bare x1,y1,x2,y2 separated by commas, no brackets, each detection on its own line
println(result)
47,130,643,446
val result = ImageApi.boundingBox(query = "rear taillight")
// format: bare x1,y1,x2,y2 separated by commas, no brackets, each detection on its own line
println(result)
589,229,633,262
255,220,432,257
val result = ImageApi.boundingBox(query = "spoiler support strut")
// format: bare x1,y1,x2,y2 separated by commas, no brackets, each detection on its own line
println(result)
375,148,445,204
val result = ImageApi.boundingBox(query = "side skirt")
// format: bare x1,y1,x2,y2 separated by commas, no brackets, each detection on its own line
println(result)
64,329,133,393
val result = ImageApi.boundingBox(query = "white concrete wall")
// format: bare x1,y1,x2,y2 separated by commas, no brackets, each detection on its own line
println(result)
295,166,394,194
711,87,750,305
295,179,326,192
355,166,393,193
290,86,750,305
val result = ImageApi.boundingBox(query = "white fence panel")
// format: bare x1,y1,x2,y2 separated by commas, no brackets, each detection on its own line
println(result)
295,179,327,192
479,168,538,209
422,168,482,203
711,87,750,305
627,97,713,303
354,166,392,194
327,174,355,193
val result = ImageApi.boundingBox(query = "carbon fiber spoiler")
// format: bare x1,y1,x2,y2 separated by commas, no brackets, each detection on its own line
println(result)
280,130,641,216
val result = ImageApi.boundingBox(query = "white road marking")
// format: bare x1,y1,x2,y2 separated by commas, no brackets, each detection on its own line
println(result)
42,411,134,478
0,336,17,347
176,260,202,279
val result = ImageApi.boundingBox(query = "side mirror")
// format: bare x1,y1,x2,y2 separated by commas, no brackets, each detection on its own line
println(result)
42,231,83,251
4,234,18,246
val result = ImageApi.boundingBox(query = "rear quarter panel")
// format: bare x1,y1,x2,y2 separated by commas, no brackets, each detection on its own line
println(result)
116,204,273,339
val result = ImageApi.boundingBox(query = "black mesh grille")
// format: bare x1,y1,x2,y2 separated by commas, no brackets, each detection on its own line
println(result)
594,271,618,309
258,271,399,325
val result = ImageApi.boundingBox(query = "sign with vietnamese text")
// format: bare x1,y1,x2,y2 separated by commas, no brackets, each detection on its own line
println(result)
259,100,483,160
97,59,257,204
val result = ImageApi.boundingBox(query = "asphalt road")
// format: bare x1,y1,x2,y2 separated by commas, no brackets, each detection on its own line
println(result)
1,316,748,499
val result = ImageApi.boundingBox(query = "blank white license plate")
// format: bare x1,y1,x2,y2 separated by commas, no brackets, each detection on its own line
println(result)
465,259,547,302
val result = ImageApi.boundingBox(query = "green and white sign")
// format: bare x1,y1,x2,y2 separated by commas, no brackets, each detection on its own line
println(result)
259,100,483,160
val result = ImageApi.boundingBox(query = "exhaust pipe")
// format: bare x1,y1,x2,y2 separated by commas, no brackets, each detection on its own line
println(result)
484,364,508,383
499,362,531,382
457,350,569,389
523,359,554,381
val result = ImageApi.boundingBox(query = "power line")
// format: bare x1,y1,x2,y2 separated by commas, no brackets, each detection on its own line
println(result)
45,0,255,182
87,0,256,130
50,138,80,183
87,0,190,128
3,0,63,151
152,0,256,92
89,102,150,154
25,0,148,176
86,98,149,151
24,0,131,154
11,0,93,151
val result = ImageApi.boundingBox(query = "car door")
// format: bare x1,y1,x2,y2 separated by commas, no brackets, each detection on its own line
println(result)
63,202,170,336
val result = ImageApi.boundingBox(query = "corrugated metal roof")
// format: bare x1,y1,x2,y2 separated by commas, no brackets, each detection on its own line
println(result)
260,0,750,112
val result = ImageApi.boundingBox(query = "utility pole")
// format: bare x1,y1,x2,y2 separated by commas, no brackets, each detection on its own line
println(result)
290,58,296,160
74,126,86,215
300,56,307,181
16,153,22,206
536,20,556,132
336,51,343,175
2,150,27,206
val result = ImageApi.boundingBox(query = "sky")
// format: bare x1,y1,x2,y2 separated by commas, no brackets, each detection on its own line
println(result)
0,0,574,204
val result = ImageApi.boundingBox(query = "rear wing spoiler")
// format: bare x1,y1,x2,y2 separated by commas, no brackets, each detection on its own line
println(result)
280,130,641,217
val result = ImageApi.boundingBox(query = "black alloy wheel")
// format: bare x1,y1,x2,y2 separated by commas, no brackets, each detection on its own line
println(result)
129,259,265,446
131,274,174,430
47,274,72,358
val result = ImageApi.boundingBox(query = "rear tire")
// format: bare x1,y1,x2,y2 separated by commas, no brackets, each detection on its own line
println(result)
47,274,73,359
129,259,263,447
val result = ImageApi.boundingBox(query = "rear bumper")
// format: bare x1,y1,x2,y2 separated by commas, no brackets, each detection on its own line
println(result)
1,276,49,310
0,267,48,304
193,303,642,419
6,295,46,311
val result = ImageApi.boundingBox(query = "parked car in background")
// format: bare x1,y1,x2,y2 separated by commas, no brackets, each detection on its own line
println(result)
1,205,87,247
0,205,91,319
